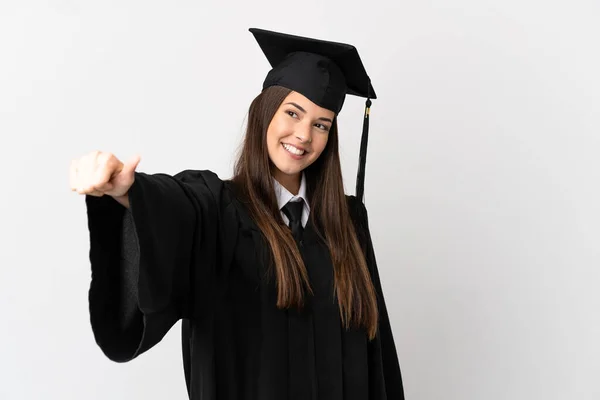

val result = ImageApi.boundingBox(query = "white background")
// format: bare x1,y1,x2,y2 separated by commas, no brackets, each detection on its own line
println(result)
1,0,598,399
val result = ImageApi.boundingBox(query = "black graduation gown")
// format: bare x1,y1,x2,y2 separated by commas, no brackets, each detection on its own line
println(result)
85,169,404,400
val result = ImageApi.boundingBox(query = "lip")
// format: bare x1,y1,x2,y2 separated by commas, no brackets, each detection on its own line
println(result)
282,142,308,153
281,143,308,160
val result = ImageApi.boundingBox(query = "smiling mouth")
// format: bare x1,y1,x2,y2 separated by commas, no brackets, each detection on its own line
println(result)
282,143,306,156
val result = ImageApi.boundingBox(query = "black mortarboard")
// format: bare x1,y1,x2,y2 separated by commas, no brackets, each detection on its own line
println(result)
249,27,376,203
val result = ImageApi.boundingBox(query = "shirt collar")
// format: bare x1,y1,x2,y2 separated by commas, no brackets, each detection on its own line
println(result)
273,173,310,211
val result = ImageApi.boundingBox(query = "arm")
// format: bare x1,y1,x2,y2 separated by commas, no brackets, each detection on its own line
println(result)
112,193,129,209
347,196,406,399
84,170,219,362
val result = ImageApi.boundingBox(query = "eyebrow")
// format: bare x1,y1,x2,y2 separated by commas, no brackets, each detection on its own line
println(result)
285,102,333,124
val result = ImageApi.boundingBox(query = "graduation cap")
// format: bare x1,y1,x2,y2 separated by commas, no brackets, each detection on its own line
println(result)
249,27,376,203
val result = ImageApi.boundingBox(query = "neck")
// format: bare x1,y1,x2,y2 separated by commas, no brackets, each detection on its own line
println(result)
273,171,301,195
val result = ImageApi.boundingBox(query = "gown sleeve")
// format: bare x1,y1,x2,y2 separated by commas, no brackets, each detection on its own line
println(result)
84,170,223,363
347,196,406,399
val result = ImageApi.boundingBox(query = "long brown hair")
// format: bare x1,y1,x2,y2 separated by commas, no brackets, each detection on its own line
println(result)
232,86,379,339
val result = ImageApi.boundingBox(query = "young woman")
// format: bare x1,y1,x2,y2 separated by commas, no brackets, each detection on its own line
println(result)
71,28,405,400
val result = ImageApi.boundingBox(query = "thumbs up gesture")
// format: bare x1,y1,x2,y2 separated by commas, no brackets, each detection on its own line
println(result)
70,151,141,203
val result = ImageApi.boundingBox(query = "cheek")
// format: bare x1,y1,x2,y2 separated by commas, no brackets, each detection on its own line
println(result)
266,133,278,162
311,135,329,157
266,121,281,147
266,120,286,158
267,120,283,145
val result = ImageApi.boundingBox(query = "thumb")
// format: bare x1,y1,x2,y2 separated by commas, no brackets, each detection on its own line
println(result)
123,154,141,175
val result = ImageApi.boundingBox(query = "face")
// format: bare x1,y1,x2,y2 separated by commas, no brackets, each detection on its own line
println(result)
266,91,335,183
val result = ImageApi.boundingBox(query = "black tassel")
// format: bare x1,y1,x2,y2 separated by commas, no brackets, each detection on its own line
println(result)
355,97,371,203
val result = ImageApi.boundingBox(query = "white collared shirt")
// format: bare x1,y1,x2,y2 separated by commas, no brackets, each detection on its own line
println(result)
272,173,310,228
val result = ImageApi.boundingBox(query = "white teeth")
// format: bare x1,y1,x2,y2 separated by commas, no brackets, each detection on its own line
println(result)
282,143,305,155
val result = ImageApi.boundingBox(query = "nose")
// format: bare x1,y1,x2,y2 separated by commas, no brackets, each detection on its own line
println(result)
295,124,312,144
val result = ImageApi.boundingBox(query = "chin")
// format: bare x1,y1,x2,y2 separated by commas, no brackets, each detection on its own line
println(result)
269,146,317,177
276,164,304,176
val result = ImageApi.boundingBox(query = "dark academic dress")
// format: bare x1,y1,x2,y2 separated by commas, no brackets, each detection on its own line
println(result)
85,169,405,400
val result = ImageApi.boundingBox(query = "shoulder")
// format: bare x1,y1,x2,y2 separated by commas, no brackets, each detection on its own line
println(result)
345,195,369,227
345,194,372,249
173,169,223,187
171,169,238,208
173,169,255,222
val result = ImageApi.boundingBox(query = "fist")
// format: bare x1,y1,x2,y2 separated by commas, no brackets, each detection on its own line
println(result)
70,151,141,198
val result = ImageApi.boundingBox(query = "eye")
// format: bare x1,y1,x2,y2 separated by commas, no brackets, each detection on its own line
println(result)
315,123,330,132
286,110,298,118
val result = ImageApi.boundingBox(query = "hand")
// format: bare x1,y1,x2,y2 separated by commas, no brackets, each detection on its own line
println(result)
70,151,141,198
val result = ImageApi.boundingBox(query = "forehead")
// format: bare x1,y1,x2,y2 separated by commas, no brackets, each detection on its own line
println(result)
284,91,335,117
